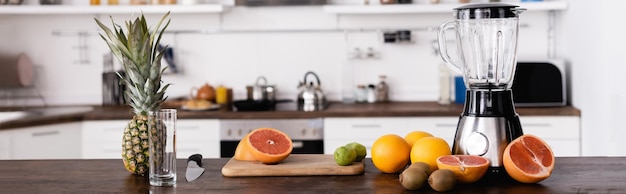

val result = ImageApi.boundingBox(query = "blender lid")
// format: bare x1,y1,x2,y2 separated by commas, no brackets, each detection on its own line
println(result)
453,3,525,19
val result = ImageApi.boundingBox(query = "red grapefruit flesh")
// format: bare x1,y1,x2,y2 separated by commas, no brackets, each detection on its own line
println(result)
503,134,555,183
436,155,490,183
245,128,293,164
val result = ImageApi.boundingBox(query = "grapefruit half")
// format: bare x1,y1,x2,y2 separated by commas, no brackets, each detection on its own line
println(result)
503,134,555,183
233,133,257,161
245,128,293,164
436,155,490,183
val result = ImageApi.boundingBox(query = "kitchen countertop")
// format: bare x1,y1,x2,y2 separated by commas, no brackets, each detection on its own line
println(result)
0,101,581,130
0,157,621,193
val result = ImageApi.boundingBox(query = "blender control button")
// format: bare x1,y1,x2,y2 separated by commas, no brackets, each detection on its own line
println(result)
466,132,489,156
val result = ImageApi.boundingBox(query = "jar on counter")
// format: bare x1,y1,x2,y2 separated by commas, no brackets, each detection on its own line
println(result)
355,85,367,103
375,75,389,103
107,0,119,5
90,0,100,5
380,0,395,4
130,0,147,4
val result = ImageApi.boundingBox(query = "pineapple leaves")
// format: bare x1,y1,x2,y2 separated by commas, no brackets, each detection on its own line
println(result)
95,13,171,114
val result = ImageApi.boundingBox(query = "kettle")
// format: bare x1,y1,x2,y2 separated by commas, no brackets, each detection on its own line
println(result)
297,71,326,112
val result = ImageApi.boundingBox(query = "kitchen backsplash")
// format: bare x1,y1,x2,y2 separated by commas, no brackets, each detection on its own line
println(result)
0,4,550,106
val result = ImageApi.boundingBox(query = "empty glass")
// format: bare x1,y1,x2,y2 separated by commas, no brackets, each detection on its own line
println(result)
148,109,177,187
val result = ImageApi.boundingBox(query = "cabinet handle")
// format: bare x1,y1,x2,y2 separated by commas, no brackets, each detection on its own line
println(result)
523,123,552,127
32,130,60,137
435,123,458,128
178,126,200,131
351,124,381,128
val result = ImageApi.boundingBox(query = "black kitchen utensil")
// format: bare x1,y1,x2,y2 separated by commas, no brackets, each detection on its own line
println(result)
233,99,292,111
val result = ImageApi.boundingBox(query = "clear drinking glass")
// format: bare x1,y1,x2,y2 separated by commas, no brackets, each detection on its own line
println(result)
148,109,177,187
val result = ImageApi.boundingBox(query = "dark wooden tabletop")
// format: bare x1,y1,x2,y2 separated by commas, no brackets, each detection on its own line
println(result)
0,157,620,193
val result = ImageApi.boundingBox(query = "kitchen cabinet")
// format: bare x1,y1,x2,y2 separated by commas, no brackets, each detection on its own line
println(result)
518,116,580,157
324,117,410,157
82,119,220,159
325,116,581,157
323,1,568,14
0,130,11,159
10,122,83,160
0,4,228,15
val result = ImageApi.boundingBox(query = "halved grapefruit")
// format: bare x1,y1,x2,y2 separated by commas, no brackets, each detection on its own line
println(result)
436,155,490,183
233,133,257,161
503,134,555,183
245,128,293,164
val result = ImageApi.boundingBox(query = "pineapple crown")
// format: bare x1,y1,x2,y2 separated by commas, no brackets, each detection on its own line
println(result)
95,13,171,115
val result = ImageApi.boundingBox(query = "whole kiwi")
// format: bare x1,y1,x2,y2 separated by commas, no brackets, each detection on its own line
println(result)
428,169,457,192
409,162,432,175
399,167,428,190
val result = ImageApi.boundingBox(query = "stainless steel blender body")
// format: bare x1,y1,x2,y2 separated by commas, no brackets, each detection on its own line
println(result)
437,3,525,175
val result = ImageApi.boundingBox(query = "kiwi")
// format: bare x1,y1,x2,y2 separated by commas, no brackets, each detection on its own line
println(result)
428,169,457,192
408,162,432,175
399,167,428,190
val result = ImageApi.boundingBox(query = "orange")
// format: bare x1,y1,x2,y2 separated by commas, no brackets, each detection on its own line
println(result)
404,131,433,148
410,136,451,171
436,155,490,183
371,134,411,173
503,134,555,183
233,133,257,161
245,128,293,164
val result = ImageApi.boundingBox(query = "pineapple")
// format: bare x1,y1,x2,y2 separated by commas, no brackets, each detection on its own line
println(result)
95,13,171,176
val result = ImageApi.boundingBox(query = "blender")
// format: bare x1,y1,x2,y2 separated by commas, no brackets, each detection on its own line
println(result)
437,3,525,177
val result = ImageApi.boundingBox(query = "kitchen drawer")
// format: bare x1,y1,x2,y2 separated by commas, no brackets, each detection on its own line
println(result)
177,141,220,159
407,117,458,146
0,131,11,159
520,116,580,139
82,120,127,144
11,122,82,160
82,119,220,159
324,117,409,156
177,119,220,142
324,117,409,140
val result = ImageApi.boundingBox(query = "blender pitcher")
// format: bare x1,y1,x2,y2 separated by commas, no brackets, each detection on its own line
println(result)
438,3,525,90
437,3,526,179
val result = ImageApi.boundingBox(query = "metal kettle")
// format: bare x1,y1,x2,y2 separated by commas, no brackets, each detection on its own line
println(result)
297,71,326,112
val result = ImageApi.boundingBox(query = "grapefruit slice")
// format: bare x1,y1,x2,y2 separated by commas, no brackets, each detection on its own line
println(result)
245,128,293,164
233,133,257,161
503,134,555,183
436,155,490,183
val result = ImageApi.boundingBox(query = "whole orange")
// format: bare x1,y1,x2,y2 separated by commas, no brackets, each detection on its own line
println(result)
404,131,433,148
371,134,411,173
410,136,451,171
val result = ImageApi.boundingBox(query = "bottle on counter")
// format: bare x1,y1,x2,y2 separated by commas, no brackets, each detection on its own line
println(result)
367,84,376,103
438,63,451,105
375,75,389,103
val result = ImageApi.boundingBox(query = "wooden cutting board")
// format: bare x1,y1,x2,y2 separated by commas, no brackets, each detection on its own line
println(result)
221,154,365,177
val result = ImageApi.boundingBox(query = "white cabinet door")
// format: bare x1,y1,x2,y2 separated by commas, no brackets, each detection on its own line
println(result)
324,117,409,157
520,116,581,157
82,120,128,159
407,117,459,146
11,122,82,160
0,130,12,159
176,119,220,159
82,119,220,159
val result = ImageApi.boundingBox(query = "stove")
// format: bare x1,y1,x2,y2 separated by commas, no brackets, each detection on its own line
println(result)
219,118,324,157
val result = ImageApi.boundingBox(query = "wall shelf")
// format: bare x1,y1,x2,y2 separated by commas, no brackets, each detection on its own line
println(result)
323,1,568,14
0,4,229,15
